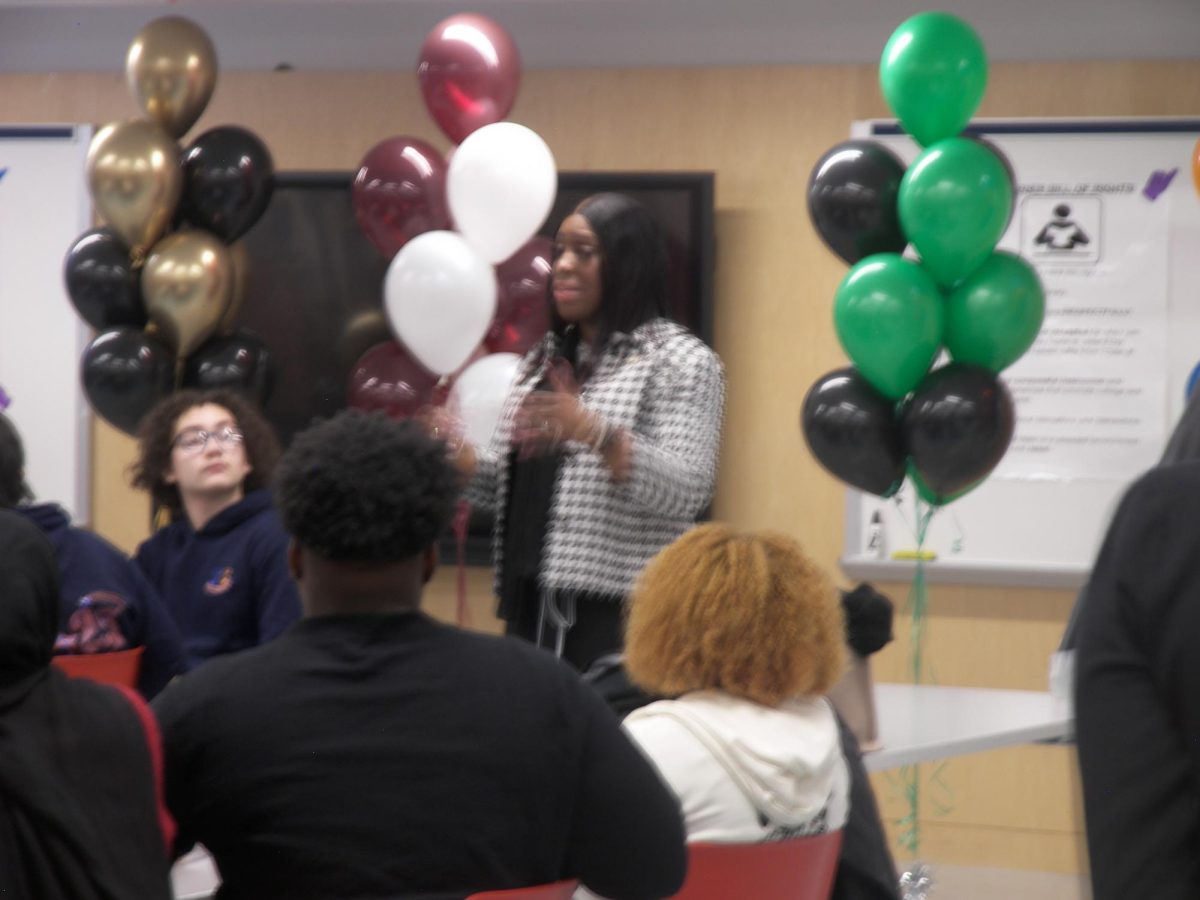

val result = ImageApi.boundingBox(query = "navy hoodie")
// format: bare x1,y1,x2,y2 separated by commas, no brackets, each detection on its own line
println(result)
16,502,188,699
134,490,302,668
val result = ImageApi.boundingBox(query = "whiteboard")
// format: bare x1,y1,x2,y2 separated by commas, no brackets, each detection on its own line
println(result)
840,118,1200,588
0,126,92,521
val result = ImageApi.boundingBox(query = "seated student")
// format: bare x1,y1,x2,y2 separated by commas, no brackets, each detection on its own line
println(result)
0,510,173,900
130,389,301,667
620,523,851,843
152,411,687,900
584,590,901,900
0,413,185,698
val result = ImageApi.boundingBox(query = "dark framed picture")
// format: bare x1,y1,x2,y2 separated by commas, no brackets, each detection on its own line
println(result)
234,170,717,566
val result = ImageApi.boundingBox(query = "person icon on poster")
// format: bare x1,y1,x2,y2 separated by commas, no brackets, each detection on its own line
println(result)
1035,203,1091,251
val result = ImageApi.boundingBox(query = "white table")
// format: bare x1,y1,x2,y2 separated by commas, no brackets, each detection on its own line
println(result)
863,683,1074,771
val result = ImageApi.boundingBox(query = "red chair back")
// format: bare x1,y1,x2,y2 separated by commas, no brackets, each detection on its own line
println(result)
52,646,144,688
465,881,578,900
669,831,843,900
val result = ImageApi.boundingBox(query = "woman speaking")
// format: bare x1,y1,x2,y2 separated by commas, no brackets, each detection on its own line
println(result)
456,193,725,669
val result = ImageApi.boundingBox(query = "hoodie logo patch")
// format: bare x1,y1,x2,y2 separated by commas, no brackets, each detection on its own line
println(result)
204,567,235,595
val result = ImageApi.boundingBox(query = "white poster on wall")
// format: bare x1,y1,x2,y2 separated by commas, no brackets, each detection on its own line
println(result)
840,120,1200,580
854,123,1175,483
0,126,92,520
998,184,1169,479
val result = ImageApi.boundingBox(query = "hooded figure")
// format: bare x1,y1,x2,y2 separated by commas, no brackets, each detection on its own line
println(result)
0,510,172,900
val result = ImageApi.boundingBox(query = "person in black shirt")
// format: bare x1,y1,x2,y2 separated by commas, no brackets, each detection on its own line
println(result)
1075,461,1200,900
152,410,687,900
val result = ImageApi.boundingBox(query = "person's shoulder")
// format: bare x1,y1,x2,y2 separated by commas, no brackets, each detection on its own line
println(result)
59,523,130,561
235,496,290,552
135,521,182,560
442,626,603,705
1120,461,1200,518
445,623,573,676
639,320,721,372
1136,460,1200,489
153,641,279,719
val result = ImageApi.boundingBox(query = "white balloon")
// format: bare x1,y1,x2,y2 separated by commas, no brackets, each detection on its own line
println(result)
384,230,497,376
447,122,557,264
448,352,522,448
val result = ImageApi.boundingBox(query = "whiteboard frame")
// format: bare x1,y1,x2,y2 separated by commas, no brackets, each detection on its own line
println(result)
0,124,93,523
838,116,1200,589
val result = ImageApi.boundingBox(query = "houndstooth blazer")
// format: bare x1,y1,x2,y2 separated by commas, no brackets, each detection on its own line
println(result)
466,317,725,599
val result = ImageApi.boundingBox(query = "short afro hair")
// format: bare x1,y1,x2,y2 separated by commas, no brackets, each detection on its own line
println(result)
624,523,846,706
274,410,459,562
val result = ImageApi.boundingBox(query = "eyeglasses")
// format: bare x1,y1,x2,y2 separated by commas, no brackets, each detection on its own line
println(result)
172,426,245,455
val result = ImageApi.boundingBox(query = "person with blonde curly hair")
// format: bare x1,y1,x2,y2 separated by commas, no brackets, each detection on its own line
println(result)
622,523,851,844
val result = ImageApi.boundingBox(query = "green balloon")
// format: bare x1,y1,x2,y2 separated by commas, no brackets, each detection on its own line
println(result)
833,253,945,401
945,251,1045,372
898,137,1013,288
880,12,988,148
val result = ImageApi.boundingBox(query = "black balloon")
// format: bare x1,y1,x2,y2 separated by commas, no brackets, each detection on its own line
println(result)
183,330,273,406
902,363,1015,502
80,329,175,436
807,139,908,265
180,126,275,241
63,228,146,330
802,366,905,497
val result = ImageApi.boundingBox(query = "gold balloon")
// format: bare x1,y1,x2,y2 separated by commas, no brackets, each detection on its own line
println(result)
86,120,182,255
126,16,218,138
142,231,233,359
336,309,391,369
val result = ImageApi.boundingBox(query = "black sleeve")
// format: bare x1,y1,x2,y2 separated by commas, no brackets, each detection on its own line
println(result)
1075,468,1200,900
151,679,201,859
130,565,189,700
565,680,687,899
831,715,900,900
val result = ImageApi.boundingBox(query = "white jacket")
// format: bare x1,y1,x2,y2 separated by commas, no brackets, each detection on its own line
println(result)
623,691,850,843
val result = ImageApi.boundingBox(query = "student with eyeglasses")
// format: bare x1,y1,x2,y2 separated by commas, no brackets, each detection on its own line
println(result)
130,390,301,668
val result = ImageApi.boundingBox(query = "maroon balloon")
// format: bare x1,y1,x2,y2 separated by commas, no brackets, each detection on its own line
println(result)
347,340,438,420
417,13,521,145
352,137,450,260
486,236,551,356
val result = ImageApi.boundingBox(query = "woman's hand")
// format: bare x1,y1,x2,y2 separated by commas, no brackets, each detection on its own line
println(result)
515,361,633,479
514,363,592,452
422,406,477,480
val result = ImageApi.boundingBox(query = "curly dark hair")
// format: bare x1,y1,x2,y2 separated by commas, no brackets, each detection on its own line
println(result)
274,410,459,562
129,389,281,514
0,414,32,507
547,192,671,344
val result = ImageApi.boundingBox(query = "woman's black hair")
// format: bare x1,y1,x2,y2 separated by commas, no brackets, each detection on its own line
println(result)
547,193,671,346
0,414,32,507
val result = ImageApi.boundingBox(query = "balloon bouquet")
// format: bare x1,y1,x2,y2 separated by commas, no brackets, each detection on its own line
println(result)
345,13,557,623
69,16,276,436
346,12,554,442
800,12,1044,871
